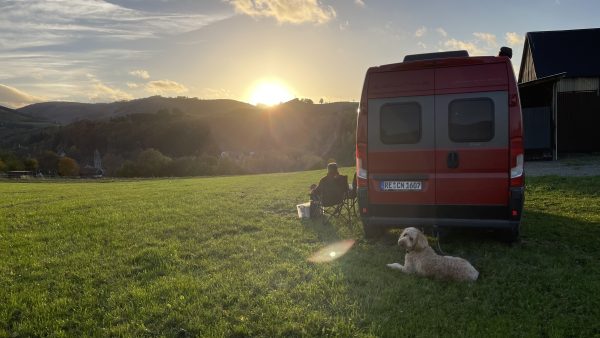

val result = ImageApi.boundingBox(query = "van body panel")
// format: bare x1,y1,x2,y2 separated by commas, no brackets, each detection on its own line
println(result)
357,55,524,232
434,91,509,205
367,95,436,205
368,69,434,98
435,63,509,93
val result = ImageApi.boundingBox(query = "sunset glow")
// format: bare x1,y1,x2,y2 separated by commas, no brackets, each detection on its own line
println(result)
248,81,295,106
1,1,598,108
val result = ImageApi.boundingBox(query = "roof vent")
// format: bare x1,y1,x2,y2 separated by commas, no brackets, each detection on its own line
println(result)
403,50,469,62
499,46,513,59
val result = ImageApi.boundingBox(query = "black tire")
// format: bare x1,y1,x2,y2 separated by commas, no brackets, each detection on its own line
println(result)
502,224,520,243
363,223,385,239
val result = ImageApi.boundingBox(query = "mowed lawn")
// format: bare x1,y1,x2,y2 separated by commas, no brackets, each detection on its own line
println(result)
1,170,600,337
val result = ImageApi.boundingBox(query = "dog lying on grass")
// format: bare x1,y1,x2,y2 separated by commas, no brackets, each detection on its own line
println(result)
387,227,479,282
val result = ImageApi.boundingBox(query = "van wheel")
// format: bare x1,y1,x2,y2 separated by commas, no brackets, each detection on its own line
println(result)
503,225,520,243
363,223,384,239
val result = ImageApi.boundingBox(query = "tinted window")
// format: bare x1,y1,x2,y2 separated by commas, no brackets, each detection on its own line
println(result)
380,102,421,144
449,99,494,142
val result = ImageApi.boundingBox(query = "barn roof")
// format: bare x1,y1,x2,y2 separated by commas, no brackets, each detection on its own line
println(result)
523,28,600,79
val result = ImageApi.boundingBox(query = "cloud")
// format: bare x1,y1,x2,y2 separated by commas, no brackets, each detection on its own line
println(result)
129,70,150,80
88,78,133,102
443,38,487,55
126,82,140,89
505,32,524,47
417,41,427,49
473,32,498,48
0,0,229,51
355,0,366,7
415,26,427,37
339,20,350,31
436,27,448,37
0,84,44,108
145,80,189,95
226,0,336,24
0,1,230,103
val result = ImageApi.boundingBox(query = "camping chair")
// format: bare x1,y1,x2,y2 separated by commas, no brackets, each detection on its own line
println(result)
316,174,355,223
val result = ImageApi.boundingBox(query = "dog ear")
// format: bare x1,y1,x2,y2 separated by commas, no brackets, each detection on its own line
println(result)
414,230,429,251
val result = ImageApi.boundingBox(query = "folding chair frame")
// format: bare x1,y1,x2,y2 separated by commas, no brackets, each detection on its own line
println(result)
316,190,357,224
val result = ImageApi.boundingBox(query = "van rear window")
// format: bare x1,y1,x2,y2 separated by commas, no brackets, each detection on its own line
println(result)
448,99,494,142
380,102,421,144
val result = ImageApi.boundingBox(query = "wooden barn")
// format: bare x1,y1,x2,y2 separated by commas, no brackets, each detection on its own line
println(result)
518,28,600,159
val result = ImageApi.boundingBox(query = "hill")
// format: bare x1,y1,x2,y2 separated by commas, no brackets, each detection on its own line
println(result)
3,97,358,176
0,104,57,145
17,96,257,124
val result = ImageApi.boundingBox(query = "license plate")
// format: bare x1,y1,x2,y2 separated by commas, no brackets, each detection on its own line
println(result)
380,181,422,191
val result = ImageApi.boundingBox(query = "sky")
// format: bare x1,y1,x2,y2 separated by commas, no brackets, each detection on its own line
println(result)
0,0,599,108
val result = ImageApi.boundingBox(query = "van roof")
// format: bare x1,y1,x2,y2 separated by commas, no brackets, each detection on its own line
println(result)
368,56,509,74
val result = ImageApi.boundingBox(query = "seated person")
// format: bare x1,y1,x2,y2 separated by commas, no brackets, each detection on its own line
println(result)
310,163,346,205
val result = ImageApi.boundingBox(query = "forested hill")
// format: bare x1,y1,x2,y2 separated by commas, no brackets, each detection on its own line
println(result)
2,97,358,177
17,96,255,125
0,104,56,142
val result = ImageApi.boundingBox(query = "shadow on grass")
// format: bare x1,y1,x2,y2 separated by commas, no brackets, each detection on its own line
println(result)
323,208,600,336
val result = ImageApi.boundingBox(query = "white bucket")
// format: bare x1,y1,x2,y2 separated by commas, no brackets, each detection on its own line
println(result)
297,202,311,219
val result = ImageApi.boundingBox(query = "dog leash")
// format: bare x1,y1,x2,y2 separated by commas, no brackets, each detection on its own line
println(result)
433,228,447,256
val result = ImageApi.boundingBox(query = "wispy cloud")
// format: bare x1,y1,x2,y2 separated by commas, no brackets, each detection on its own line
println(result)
415,26,427,37
145,80,189,95
0,84,44,108
0,0,229,51
473,32,498,48
87,74,133,102
355,0,366,8
443,38,487,55
226,0,336,24
436,27,448,37
505,32,524,47
129,70,151,80
339,20,350,31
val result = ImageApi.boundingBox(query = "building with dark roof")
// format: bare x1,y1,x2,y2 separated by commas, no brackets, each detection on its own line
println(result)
518,28,600,159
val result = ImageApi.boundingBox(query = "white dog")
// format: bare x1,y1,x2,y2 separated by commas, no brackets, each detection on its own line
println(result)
387,227,479,282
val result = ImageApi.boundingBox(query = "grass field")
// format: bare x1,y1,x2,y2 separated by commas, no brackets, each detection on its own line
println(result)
1,170,600,337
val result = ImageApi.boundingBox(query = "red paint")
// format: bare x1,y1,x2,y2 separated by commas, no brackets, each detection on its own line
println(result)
357,53,524,221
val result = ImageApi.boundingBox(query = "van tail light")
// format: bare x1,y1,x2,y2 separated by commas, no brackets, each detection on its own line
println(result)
356,143,368,187
510,138,524,187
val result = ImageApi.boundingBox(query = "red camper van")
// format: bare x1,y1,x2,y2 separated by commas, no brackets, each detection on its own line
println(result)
356,49,524,240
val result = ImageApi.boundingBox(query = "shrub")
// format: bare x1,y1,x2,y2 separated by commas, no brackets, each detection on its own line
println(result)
58,157,80,176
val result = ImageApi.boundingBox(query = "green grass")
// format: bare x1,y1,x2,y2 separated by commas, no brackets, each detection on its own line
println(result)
1,171,600,337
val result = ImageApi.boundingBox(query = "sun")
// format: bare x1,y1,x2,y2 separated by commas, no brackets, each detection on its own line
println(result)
248,81,295,106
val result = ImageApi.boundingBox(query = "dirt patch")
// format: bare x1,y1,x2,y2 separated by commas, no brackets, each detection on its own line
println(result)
526,154,600,177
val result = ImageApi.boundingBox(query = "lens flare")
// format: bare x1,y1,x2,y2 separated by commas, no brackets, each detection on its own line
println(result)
308,240,355,263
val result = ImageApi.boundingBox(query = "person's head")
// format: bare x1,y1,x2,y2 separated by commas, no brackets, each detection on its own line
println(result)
327,162,339,176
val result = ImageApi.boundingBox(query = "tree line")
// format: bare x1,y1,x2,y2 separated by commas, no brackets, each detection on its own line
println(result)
1,103,356,177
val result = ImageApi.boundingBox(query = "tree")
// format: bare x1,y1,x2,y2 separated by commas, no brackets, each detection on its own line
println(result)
0,159,6,172
38,151,59,174
319,98,324,104
58,157,80,176
116,160,137,177
135,148,172,177
24,158,39,171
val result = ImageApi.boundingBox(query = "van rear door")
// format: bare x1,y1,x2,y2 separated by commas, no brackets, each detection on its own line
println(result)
366,69,436,214
434,63,510,216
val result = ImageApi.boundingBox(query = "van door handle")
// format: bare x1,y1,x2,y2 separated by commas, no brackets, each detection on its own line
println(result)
447,151,459,168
